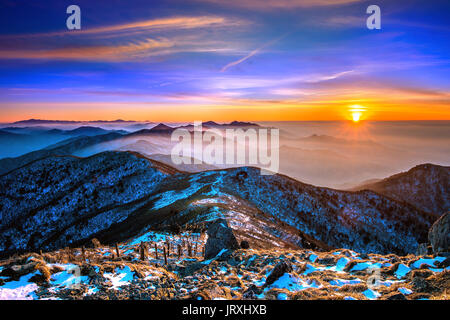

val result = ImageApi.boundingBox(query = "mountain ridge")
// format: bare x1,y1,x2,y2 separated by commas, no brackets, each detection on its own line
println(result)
351,163,450,215
0,151,435,259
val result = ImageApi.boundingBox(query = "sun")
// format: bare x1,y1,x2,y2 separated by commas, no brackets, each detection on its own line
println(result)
352,111,362,122
348,105,366,122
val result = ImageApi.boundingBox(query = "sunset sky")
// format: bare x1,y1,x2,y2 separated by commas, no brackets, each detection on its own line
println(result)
0,0,449,122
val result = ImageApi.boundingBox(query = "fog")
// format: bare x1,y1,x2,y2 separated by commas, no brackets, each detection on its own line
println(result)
1,121,449,189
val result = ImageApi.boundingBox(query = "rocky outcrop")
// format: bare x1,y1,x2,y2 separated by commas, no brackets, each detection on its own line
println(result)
428,212,449,254
204,219,239,259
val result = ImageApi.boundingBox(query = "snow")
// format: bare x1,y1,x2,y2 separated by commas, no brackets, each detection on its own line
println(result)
152,183,203,210
350,262,382,272
268,273,320,292
411,257,446,269
127,231,167,246
395,264,411,279
103,266,134,289
0,272,39,300
324,257,349,272
329,278,361,287
47,263,89,290
398,287,412,295
277,292,288,300
362,288,381,300
302,263,320,275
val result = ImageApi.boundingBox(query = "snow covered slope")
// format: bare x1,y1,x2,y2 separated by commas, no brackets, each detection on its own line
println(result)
0,151,436,258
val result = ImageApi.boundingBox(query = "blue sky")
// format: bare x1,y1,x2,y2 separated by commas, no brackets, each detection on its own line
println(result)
0,0,449,121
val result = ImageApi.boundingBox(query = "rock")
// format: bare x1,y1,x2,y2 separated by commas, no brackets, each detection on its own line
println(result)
0,261,37,279
204,219,239,259
436,257,450,268
178,262,205,278
409,269,433,280
240,241,250,249
386,293,407,300
242,285,262,299
217,249,233,261
415,243,428,256
358,253,369,260
412,277,431,293
317,257,335,266
264,261,293,287
428,212,449,254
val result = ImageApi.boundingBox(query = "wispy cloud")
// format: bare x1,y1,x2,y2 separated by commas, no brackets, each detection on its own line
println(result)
0,15,248,62
0,38,173,61
194,0,362,9
221,36,285,72
2,16,246,39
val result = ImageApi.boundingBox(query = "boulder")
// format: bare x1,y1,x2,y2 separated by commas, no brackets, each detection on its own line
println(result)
264,260,293,287
240,241,250,249
386,293,407,300
428,212,449,254
204,219,239,259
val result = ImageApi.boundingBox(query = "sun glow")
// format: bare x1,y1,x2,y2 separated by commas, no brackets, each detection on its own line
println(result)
349,105,366,122
352,112,362,122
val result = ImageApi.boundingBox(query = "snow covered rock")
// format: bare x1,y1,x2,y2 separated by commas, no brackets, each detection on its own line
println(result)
428,212,449,254
204,219,239,259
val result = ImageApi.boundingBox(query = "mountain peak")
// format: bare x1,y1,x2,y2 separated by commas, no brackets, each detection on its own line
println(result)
150,123,175,131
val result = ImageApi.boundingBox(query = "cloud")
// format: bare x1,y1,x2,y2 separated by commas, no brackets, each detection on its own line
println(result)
0,15,248,62
221,47,262,72
194,0,362,9
2,16,245,39
0,38,174,61
221,36,286,72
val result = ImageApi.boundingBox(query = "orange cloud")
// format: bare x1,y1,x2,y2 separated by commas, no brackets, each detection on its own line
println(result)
0,38,173,61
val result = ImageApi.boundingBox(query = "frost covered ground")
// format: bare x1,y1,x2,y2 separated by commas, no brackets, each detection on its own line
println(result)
0,231,448,300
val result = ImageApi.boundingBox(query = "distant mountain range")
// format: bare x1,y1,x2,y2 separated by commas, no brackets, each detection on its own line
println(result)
0,150,437,258
0,121,260,160
0,132,123,175
11,119,138,125
351,163,450,215
0,126,127,159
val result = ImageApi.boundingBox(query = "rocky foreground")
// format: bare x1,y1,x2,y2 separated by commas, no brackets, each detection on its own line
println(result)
0,230,448,300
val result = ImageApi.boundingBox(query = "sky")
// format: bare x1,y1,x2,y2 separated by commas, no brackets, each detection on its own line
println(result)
0,0,449,122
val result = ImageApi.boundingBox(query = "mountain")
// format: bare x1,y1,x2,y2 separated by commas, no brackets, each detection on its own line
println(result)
146,153,218,173
0,126,127,159
116,139,167,155
0,130,66,159
12,119,136,125
12,119,78,125
351,163,450,215
126,123,176,137
0,133,122,175
149,123,176,133
0,151,435,258
64,126,111,136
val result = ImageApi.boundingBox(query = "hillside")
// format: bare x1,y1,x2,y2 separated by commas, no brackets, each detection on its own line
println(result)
0,133,123,175
351,164,450,215
0,151,435,259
